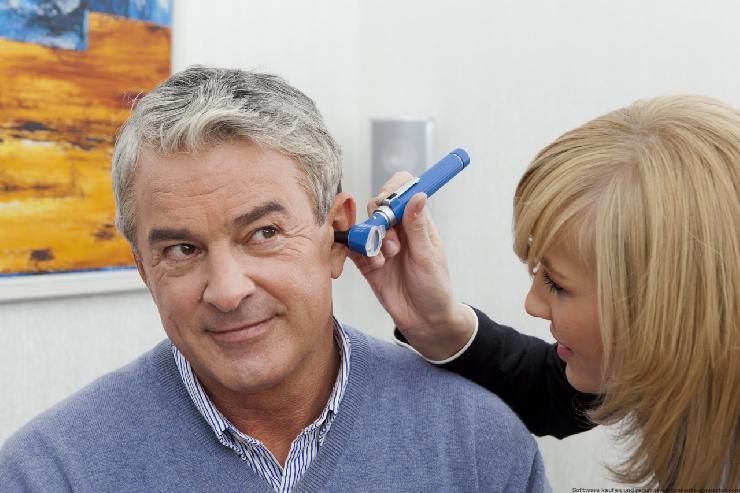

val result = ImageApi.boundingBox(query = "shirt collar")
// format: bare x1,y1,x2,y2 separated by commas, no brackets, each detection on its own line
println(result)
171,318,351,443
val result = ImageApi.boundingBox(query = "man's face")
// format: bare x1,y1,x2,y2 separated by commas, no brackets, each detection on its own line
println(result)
133,140,352,396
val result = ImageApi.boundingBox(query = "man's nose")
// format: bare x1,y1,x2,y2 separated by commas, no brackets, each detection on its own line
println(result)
524,273,552,321
202,249,256,312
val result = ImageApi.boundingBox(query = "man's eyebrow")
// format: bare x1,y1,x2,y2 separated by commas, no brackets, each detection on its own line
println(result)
541,258,569,281
233,201,287,230
148,228,198,246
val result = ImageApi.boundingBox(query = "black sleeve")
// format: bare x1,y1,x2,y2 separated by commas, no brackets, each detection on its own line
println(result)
395,306,599,439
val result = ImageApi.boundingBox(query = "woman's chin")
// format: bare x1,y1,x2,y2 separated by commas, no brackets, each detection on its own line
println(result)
565,365,601,394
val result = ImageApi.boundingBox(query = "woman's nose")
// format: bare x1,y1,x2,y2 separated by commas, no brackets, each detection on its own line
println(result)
525,273,552,321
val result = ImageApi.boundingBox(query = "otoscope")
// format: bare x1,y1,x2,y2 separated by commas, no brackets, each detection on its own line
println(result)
334,148,470,257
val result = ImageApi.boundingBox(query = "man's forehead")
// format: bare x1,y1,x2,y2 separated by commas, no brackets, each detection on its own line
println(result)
141,189,292,227
132,142,318,231
136,148,246,183
137,146,294,196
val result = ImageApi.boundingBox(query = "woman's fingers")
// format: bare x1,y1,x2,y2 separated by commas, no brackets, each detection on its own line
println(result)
380,229,400,257
399,193,434,260
348,249,386,275
366,171,416,216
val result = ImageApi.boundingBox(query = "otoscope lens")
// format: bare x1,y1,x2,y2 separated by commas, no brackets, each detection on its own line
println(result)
366,226,385,257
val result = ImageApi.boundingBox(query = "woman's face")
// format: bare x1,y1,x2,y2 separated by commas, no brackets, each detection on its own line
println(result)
524,240,603,393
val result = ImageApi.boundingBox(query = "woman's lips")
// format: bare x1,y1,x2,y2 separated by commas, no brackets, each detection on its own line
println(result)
556,342,574,360
550,324,573,359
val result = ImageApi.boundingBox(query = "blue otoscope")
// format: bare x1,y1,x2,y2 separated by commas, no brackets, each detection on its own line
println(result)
334,148,470,256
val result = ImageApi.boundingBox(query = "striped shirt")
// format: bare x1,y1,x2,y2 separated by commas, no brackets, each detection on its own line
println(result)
171,319,351,493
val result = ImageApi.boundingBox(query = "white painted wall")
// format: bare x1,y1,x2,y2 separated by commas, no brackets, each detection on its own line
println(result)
2,1,739,490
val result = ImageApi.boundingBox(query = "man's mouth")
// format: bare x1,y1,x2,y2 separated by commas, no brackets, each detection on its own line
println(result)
207,317,273,342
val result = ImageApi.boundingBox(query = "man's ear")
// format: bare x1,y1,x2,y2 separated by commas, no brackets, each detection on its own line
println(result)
328,191,356,279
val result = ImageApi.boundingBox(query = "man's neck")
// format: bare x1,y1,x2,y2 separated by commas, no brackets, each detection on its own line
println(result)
200,323,341,467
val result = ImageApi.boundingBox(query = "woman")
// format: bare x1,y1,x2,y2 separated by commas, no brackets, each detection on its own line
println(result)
351,95,739,488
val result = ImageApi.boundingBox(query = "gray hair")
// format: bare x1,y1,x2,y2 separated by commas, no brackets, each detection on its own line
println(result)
111,65,342,247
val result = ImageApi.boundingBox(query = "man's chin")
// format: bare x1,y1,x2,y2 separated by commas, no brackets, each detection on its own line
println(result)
202,356,292,394
213,370,288,396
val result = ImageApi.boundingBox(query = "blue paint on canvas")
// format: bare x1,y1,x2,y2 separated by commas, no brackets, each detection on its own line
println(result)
0,0,170,51
87,0,127,16
0,0,89,50
89,0,170,26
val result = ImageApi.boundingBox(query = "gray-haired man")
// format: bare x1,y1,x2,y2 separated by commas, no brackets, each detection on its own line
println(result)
0,66,550,492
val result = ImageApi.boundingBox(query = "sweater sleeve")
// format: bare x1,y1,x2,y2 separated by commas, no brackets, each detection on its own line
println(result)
0,427,73,492
395,306,598,438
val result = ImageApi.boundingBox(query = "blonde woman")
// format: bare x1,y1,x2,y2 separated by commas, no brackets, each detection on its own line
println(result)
351,95,739,488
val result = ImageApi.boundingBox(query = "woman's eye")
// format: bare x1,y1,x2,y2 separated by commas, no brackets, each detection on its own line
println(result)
542,272,564,294
251,226,278,242
164,244,198,259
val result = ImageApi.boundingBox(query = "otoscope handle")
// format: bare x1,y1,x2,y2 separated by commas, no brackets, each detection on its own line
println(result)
337,148,470,256
384,148,470,226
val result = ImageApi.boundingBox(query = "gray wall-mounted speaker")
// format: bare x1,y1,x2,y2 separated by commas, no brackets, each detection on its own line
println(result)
371,118,434,196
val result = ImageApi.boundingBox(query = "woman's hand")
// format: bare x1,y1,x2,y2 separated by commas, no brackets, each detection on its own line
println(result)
349,172,476,360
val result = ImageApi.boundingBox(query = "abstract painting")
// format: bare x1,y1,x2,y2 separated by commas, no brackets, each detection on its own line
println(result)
0,0,171,277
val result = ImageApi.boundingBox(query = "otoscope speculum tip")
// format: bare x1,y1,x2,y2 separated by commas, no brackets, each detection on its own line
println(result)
347,223,386,257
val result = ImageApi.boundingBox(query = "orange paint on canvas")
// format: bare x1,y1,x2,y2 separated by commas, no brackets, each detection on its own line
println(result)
0,12,171,274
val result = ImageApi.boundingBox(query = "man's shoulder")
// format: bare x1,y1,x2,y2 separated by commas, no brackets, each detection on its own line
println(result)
340,326,549,491
1,340,171,452
345,326,529,432
0,340,243,491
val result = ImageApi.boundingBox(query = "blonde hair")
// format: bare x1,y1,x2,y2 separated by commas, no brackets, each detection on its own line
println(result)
513,95,739,488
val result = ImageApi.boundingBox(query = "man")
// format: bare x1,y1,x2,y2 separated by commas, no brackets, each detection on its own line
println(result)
0,66,550,492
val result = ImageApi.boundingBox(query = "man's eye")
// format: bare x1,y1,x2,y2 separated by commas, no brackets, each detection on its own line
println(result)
164,244,198,259
251,226,278,242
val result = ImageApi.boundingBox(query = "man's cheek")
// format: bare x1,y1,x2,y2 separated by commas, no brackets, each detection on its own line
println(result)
158,280,196,318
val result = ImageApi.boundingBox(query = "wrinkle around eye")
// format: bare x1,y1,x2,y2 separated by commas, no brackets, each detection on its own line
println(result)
269,229,320,259
273,222,321,244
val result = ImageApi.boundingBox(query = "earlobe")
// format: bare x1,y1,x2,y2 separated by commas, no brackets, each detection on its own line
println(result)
329,192,356,279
